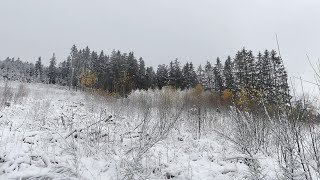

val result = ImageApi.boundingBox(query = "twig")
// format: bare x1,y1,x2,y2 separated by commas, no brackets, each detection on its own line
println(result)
65,115,112,139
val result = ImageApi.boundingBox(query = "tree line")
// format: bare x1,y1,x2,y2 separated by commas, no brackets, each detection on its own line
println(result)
0,45,291,108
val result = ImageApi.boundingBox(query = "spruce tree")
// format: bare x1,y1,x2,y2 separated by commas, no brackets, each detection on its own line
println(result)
270,50,291,105
83,46,91,72
182,62,191,89
138,57,146,89
255,52,264,91
245,50,256,89
70,45,80,88
146,66,156,89
168,59,183,89
156,64,169,89
35,57,43,82
224,56,234,91
48,53,57,84
213,57,224,93
96,50,106,89
196,65,206,88
234,48,256,91
127,52,139,90
203,61,214,91
189,62,198,88
262,50,273,104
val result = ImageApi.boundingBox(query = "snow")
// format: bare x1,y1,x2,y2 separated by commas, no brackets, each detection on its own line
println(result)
0,81,281,179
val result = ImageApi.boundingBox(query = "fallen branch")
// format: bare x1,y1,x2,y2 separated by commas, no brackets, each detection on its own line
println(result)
65,115,112,139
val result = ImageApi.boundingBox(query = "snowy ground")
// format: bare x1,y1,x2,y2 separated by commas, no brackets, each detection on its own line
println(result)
0,82,281,179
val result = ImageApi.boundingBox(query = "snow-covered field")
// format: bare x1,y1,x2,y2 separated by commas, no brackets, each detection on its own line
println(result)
0,82,285,179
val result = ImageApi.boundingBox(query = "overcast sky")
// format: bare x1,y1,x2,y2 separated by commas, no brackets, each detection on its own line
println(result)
1,0,320,94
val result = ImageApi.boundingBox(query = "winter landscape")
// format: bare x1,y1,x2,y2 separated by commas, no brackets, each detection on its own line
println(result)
1,1,320,180
0,47,318,180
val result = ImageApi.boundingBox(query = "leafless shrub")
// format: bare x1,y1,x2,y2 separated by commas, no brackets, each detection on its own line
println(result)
272,117,303,180
229,107,271,155
271,97,314,180
307,123,320,177
120,89,185,179
13,83,29,104
1,81,13,107
31,99,52,126
213,107,269,179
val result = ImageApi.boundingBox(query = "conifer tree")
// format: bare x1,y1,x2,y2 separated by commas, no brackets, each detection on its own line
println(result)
213,57,224,93
168,58,183,89
189,62,198,87
138,57,146,89
127,52,139,90
96,50,106,89
146,66,156,89
270,50,291,105
262,50,273,103
70,45,80,88
156,64,169,89
48,53,57,84
203,61,214,91
35,57,43,82
196,65,206,88
181,62,198,90
223,56,234,91
82,46,91,72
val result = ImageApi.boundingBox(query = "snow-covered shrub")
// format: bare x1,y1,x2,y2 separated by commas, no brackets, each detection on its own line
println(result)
213,108,270,179
13,83,29,104
272,102,315,180
1,81,13,107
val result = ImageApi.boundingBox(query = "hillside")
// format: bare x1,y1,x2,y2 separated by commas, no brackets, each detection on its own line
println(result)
0,81,286,179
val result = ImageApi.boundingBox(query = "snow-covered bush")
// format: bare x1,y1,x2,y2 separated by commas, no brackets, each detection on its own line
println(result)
1,81,13,107
13,83,29,104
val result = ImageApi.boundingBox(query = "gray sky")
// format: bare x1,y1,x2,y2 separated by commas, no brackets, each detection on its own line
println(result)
1,0,320,94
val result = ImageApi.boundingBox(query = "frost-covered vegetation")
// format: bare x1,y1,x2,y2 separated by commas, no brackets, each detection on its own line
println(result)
1,45,319,179
0,80,319,179
0,46,290,109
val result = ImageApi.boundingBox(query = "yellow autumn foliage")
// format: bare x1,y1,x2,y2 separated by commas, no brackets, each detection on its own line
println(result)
236,88,263,111
222,89,233,102
80,71,97,88
192,84,203,97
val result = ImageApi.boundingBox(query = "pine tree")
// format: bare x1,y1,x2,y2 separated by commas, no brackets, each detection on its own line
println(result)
270,50,291,105
213,57,224,93
82,46,91,72
196,65,206,88
127,52,139,90
48,53,57,84
223,56,234,91
146,66,156,89
70,45,80,88
58,60,69,86
255,52,264,91
234,48,256,91
262,50,273,103
91,51,99,75
35,57,43,82
203,61,214,91
96,50,106,89
182,62,190,90
245,50,256,89
109,50,121,93
168,61,175,87
66,56,72,89
182,62,197,89
189,62,198,88
138,57,146,90
156,64,169,89
168,58,183,89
